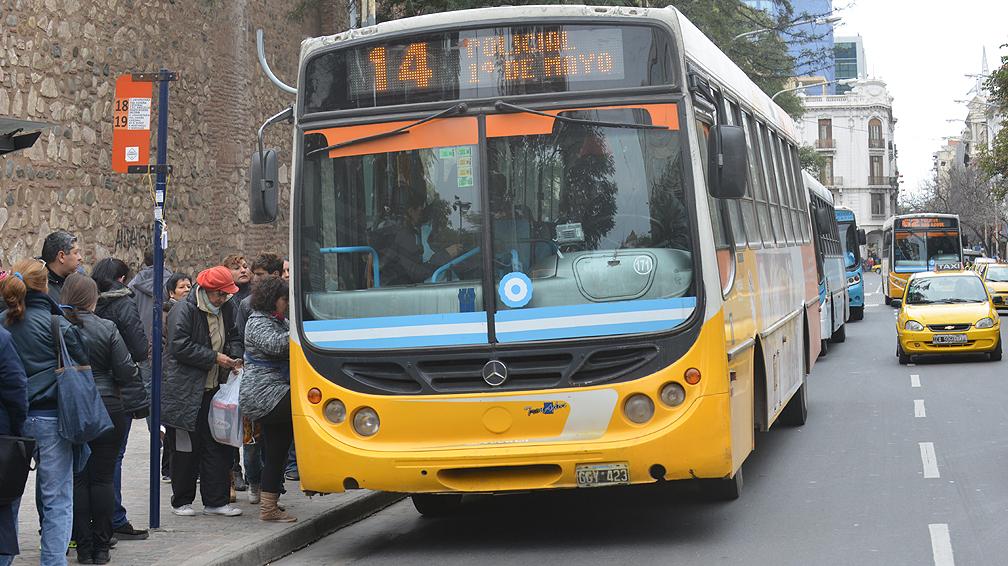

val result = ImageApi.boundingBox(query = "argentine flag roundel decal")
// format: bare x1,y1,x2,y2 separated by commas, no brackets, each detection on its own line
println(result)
499,272,533,308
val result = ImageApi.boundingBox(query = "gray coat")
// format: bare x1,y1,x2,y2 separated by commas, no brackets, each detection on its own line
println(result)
238,311,289,422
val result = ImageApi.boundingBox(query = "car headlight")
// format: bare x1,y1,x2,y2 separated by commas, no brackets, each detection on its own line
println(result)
904,320,924,331
976,317,995,329
847,274,861,286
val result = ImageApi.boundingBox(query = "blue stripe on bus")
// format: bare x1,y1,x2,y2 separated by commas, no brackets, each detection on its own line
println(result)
496,319,689,343
303,311,487,332
494,297,697,322
307,333,489,350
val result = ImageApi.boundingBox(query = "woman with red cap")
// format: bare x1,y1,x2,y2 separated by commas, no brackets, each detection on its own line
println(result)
161,266,244,517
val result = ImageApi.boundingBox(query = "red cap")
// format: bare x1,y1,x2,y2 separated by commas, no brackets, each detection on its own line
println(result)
196,266,240,294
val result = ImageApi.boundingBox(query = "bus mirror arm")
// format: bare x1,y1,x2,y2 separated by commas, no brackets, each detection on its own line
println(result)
249,106,293,224
257,29,297,95
707,124,747,199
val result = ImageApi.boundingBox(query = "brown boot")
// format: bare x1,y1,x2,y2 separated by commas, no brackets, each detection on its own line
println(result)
260,492,296,523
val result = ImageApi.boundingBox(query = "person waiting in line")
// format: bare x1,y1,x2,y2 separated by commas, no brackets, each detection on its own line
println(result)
158,273,192,484
220,254,251,494
61,274,148,564
162,266,243,517
41,230,83,304
90,258,150,542
239,275,296,522
231,253,283,505
0,311,28,565
127,250,172,347
0,259,89,566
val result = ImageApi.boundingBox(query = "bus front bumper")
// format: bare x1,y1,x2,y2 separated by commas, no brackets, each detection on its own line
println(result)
294,391,734,495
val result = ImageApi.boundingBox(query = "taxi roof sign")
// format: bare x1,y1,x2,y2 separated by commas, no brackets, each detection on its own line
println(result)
934,262,965,272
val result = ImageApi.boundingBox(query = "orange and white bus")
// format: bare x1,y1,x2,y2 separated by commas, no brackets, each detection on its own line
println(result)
253,5,823,513
881,214,964,304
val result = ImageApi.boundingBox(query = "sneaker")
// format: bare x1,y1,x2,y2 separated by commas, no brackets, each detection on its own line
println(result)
172,504,197,517
248,483,261,505
233,471,248,492
113,522,149,540
203,504,243,517
161,474,171,484
92,549,111,565
284,469,300,481
109,537,118,548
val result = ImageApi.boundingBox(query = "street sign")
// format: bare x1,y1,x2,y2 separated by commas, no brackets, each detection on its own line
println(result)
112,75,153,173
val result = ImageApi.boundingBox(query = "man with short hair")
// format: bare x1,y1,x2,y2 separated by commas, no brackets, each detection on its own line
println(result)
40,230,82,303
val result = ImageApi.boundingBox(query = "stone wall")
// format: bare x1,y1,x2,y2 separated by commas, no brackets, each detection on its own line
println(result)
0,0,341,274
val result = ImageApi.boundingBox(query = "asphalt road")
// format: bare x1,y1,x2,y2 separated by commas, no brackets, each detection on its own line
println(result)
276,272,1007,566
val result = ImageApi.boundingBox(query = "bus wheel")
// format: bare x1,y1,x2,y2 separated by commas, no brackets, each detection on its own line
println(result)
989,337,1002,362
884,295,892,306
779,381,808,426
850,306,864,321
411,494,463,518
897,343,910,365
829,323,846,343
702,470,742,501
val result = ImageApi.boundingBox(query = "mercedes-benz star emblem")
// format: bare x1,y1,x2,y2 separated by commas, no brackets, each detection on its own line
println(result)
482,360,508,387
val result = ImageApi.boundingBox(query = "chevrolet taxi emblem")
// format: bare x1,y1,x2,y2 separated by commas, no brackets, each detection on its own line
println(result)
482,360,508,387
945,325,954,330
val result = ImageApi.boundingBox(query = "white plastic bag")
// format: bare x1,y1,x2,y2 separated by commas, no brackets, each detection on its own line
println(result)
209,369,243,448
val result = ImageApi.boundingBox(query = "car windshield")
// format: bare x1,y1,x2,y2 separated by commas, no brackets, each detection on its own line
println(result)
894,229,960,272
985,265,1008,282
905,275,988,305
837,221,859,269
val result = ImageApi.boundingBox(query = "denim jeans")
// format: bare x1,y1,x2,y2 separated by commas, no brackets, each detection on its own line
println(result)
25,415,74,566
285,441,297,474
243,443,263,485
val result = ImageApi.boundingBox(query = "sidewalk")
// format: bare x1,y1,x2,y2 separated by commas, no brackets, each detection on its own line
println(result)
13,420,403,565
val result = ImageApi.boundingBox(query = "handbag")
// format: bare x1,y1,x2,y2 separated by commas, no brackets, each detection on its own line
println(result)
0,434,36,505
50,316,113,444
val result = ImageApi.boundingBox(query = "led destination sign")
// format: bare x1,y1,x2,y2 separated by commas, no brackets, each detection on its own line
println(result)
897,217,958,229
303,24,673,112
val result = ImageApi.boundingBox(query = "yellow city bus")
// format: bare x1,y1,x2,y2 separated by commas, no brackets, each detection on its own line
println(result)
881,214,964,305
260,5,824,513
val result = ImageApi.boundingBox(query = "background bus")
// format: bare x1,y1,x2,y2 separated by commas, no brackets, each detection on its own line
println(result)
881,214,963,305
804,172,848,346
835,207,867,321
251,4,823,510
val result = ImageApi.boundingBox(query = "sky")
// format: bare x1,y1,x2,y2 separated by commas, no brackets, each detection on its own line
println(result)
830,0,1008,195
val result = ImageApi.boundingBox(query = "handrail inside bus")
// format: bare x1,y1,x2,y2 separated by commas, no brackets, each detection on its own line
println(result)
319,246,381,288
431,247,480,283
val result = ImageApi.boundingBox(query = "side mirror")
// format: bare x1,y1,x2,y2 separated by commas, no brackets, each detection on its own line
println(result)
249,149,279,224
891,298,902,308
707,124,748,199
857,228,867,245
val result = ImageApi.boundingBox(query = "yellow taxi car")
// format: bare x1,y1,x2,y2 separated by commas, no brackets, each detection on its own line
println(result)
894,270,1001,364
978,263,1008,310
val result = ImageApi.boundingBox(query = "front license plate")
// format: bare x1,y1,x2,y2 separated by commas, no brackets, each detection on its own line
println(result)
575,463,630,488
932,334,968,344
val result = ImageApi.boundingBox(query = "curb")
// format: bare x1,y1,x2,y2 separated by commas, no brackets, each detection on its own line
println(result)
206,491,406,566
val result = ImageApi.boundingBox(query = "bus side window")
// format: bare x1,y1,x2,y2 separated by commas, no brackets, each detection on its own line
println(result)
788,145,810,243
722,99,748,249
743,112,774,246
758,122,786,246
767,129,795,245
696,117,735,294
780,138,804,244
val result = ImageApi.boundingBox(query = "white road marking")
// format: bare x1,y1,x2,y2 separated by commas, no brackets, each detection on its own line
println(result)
929,524,955,566
915,399,926,418
911,374,921,387
920,442,940,478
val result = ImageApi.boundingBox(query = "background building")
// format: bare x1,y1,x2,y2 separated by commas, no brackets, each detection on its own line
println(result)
833,36,867,94
797,79,899,257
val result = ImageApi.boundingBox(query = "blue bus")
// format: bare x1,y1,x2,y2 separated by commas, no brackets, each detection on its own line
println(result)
835,207,866,321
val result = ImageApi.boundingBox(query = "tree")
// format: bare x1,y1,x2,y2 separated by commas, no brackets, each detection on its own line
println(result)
798,143,826,173
901,165,1006,253
979,44,1008,198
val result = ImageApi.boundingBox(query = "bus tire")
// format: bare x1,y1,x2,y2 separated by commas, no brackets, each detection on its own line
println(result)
702,470,743,501
779,380,808,426
884,295,892,306
411,494,463,517
850,306,864,321
829,323,846,343
897,343,910,365
989,337,1002,361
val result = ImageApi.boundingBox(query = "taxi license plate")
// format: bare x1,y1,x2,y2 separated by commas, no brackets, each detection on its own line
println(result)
932,334,967,344
575,463,629,488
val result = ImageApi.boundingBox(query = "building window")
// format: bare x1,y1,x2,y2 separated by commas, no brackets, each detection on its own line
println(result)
869,155,884,185
868,118,883,148
818,119,832,141
871,193,885,216
819,156,833,185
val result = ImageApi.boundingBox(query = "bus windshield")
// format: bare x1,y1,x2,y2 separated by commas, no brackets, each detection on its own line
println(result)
837,221,860,269
894,229,961,272
905,275,988,305
297,106,696,348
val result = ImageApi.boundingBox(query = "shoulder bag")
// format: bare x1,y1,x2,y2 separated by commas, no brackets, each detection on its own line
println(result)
50,316,113,444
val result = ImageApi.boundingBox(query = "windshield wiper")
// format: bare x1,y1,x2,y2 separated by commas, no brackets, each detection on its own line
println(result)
305,103,468,158
493,100,669,131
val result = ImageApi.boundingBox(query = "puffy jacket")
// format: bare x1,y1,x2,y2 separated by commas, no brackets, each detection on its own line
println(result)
70,310,147,415
0,325,27,436
128,265,172,345
239,311,289,421
0,291,88,412
161,286,241,431
233,295,252,359
46,267,66,305
95,283,148,363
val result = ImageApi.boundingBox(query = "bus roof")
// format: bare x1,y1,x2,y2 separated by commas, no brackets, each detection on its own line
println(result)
298,5,797,139
801,170,833,205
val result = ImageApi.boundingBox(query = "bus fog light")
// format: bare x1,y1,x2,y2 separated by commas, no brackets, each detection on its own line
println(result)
976,317,995,329
904,320,924,331
623,394,654,424
307,388,322,404
352,407,380,436
660,382,686,407
324,399,346,424
683,367,701,385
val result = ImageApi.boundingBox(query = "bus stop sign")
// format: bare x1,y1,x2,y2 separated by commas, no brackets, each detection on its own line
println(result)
112,75,153,173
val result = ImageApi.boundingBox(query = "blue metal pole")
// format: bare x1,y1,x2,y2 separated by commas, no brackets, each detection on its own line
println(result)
150,68,171,530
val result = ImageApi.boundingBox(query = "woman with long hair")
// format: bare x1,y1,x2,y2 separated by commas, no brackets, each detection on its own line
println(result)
238,276,295,522
0,258,88,566
61,274,147,564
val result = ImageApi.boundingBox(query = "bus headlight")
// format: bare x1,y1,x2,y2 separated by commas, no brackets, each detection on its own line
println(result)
659,382,686,407
904,320,924,331
623,394,654,424
352,407,380,436
976,317,995,329
323,399,346,424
